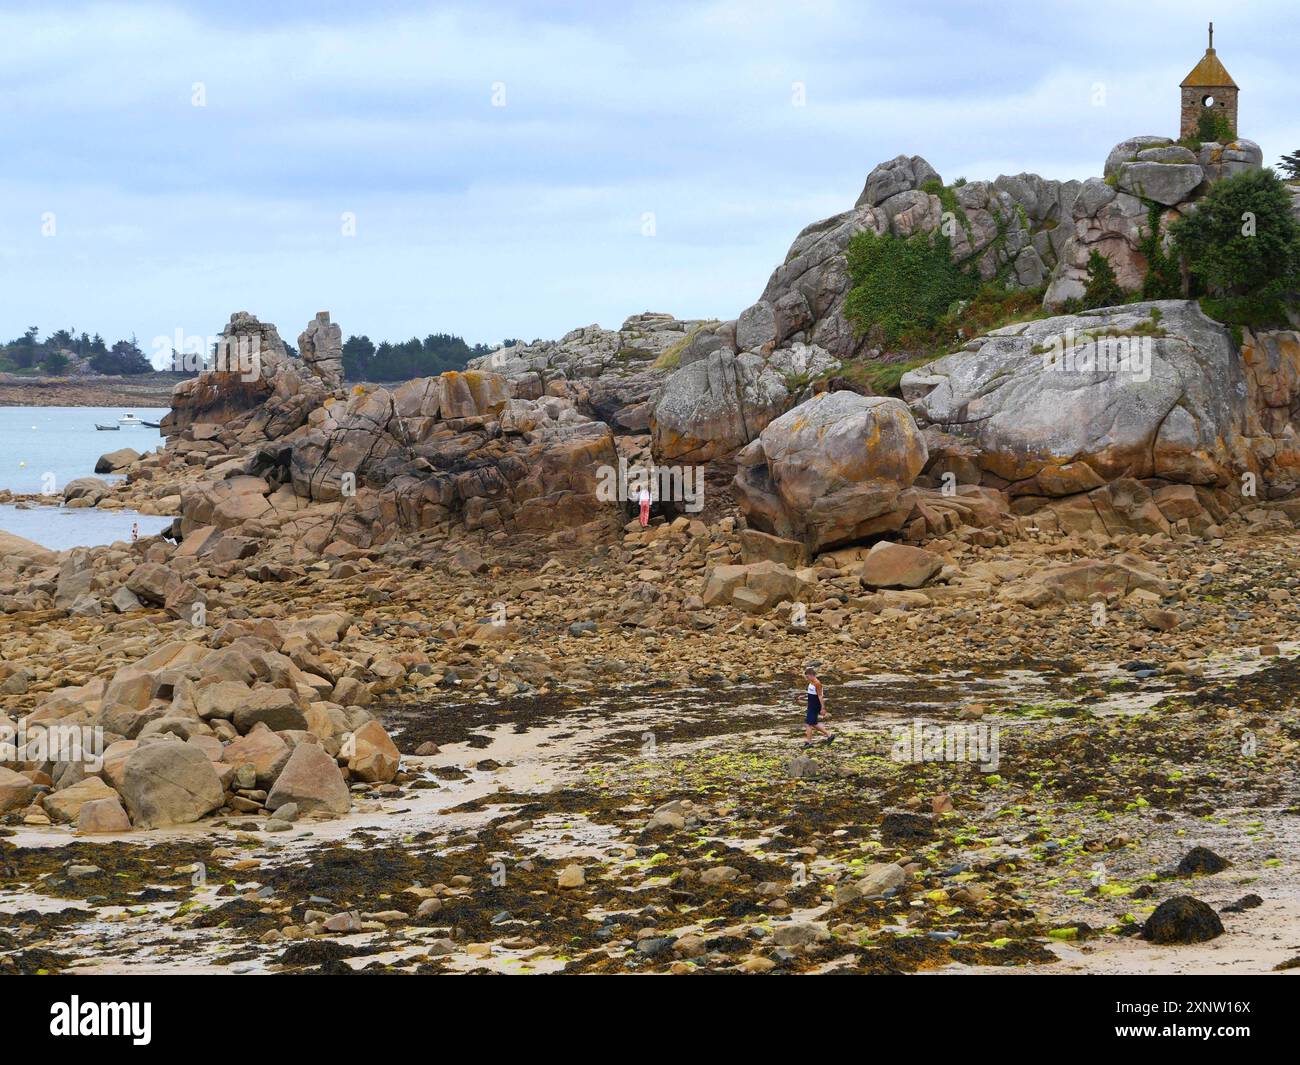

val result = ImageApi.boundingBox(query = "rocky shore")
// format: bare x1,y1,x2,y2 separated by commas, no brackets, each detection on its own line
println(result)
0,373,178,408
3,137,1300,974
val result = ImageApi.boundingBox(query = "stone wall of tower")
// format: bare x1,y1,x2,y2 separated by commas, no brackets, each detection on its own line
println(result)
1180,84,1238,139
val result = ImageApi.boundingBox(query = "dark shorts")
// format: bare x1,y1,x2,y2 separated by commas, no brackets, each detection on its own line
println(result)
805,695,821,726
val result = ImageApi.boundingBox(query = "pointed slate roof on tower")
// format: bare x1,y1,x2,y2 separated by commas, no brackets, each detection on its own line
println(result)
1181,22,1237,88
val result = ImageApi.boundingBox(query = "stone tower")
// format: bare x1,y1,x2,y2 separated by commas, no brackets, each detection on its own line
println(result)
1180,22,1238,140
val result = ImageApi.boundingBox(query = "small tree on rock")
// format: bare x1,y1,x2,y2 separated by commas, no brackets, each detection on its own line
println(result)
1082,250,1125,310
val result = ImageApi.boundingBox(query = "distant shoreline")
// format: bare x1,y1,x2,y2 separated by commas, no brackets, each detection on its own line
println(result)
0,372,177,408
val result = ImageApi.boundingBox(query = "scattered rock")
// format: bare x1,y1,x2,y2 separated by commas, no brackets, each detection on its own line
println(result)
1142,896,1225,944
1175,846,1231,877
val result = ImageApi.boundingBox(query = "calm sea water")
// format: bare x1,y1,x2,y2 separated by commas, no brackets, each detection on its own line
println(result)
0,405,173,550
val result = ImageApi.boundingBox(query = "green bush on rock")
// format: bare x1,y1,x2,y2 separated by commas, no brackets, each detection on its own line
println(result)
844,229,979,347
1172,168,1300,327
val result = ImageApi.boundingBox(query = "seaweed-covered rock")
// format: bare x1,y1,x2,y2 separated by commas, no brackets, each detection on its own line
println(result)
1142,895,1225,944
1175,846,1231,876
880,809,934,841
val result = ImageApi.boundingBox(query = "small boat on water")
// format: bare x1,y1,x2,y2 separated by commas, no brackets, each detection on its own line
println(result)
95,423,120,431
141,420,162,429
118,413,143,426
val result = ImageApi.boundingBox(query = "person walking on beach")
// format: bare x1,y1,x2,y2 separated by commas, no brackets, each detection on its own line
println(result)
802,666,834,745
638,485,652,527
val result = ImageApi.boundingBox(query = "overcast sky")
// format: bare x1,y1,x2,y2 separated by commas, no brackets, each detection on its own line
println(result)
2,0,1296,359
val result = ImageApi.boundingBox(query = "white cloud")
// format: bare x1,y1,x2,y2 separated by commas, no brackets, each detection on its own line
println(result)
1,0,1295,346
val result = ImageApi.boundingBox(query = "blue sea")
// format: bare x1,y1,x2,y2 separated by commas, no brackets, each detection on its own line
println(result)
0,405,174,550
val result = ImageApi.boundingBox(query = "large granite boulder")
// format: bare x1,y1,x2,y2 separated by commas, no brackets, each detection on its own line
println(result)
62,476,111,505
0,766,37,813
900,300,1254,489
1195,140,1265,188
266,742,351,816
734,391,928,552
0,530,56,567
1103,136,1177,178
117,740,225,829
1116,160,1204,206
701,560,815,614
94,447,141,473
856,155,942,208
649,344,837,462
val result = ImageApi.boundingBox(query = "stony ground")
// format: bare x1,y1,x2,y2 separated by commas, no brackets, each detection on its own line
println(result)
3,504,1299,974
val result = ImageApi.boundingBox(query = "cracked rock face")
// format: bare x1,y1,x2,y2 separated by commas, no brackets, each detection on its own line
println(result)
161,313,624,549
467,312,709,432
900,300,1255,489
226,370,620,548
470,312,708,384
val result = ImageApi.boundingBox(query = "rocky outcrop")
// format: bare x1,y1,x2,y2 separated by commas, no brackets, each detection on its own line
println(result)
901,300,1255,490
733,391,928,552
891,310,1300,542
639,154,1079,462
649,343,837,462
471,313,706,385
224,371,620,548
466,312,708,432
1044,136,1264,309
162,311,338,443
153,312,626,552
728,155,1080,365
298,311,345,389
